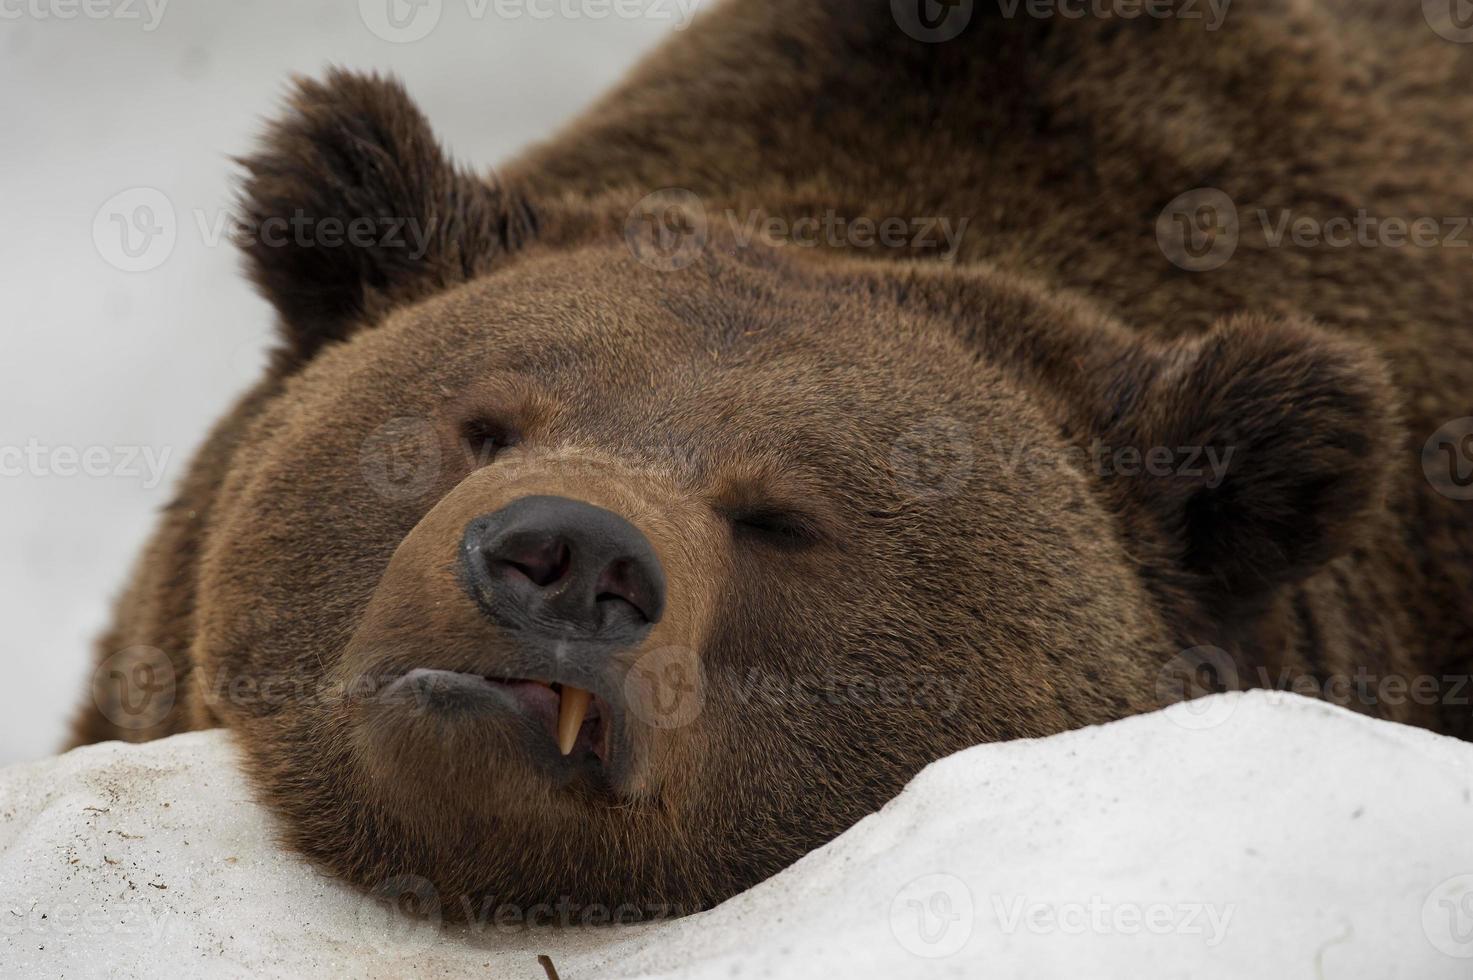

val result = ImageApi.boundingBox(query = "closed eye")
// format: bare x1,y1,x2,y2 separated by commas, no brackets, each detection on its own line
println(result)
458,417,519,467
728,508,825,548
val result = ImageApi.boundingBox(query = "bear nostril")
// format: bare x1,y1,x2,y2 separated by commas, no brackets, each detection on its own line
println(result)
491,535,571,588
594,558,660,624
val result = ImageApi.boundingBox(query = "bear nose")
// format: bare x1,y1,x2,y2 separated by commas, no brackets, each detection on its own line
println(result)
460,495,666,639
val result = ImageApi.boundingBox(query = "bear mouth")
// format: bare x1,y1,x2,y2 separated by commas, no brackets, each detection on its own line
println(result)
482,675,611,763
380,667,620,780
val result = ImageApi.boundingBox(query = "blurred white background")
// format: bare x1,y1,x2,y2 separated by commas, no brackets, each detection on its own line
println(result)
0,0,692,764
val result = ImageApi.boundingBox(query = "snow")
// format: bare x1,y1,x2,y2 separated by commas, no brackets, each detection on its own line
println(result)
2,691,1470,978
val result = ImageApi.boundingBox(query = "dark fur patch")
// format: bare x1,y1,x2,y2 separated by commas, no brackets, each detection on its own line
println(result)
1116,315,1398,618
236,69,537,368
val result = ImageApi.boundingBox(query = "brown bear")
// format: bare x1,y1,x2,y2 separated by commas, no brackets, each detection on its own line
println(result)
71,0,1473,918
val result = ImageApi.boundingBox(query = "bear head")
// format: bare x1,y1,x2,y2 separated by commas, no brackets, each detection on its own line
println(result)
195,70,1395,918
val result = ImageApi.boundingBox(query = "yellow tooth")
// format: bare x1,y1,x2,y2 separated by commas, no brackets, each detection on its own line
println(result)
557,686,592,756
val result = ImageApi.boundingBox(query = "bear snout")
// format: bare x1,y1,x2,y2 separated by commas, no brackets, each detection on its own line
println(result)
337,455,724,805
460,494,667,641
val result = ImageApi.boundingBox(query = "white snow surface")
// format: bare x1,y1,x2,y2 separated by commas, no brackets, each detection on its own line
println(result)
2,691,1471,978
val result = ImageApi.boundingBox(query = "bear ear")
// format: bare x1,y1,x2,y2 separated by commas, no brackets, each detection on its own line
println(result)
236,68,536,369
1101,315,1398,618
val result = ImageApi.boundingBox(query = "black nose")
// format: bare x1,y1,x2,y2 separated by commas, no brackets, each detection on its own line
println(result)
461,495,666,641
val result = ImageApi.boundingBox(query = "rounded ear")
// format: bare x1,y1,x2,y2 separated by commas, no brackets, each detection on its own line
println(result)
236,68,537,369
843,263,1399,621
1108,314,1399,617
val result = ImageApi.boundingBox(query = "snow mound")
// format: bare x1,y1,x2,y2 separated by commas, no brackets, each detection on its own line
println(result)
2,692,1471,978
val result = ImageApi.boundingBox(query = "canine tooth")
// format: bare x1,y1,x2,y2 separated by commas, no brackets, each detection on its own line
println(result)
557,686,592,756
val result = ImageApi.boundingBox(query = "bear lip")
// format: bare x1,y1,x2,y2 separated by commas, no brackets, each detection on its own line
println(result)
376,664,631,790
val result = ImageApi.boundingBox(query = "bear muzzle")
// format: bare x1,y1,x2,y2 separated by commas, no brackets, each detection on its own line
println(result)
339,454,723,802
456,493,667,755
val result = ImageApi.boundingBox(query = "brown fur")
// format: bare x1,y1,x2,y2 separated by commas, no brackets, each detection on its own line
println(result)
72,0,1473,916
